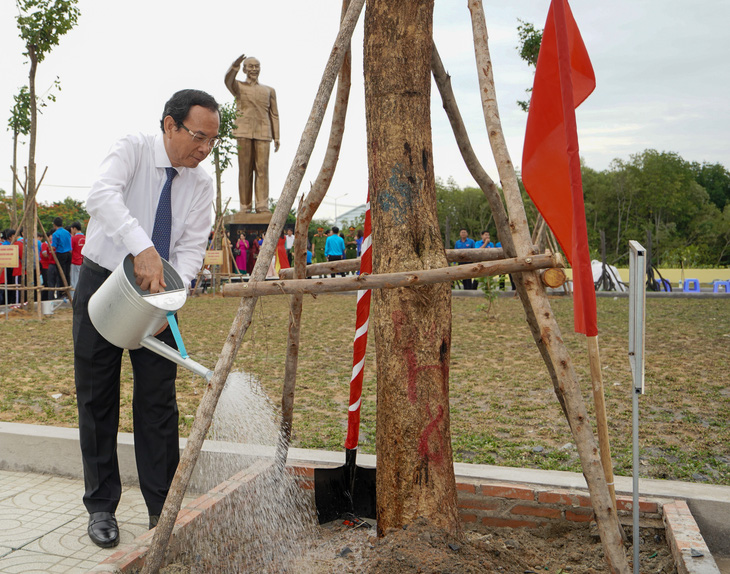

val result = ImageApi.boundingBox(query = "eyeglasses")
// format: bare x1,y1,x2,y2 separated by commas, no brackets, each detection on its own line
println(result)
180,123,222,149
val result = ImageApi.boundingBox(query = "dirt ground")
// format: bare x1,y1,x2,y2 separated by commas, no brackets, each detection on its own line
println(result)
160,517,676,574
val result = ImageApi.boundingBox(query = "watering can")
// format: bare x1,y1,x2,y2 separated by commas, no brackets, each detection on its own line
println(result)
88,255,213,381
41,299,65,316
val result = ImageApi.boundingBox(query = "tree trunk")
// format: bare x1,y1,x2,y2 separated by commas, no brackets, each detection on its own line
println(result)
22,46,39,309
364,0,459,536
11,130,18,229
214,151,222,293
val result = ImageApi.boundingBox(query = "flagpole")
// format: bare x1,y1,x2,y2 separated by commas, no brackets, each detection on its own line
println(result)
552,0,618,517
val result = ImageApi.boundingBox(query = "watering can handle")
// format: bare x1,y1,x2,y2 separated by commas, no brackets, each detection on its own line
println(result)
166,313,188,359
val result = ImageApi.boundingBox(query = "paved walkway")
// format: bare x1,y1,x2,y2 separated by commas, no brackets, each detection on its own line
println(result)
0,470,161,573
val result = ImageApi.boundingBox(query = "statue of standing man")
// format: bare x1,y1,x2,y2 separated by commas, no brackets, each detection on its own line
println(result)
225,55,280,214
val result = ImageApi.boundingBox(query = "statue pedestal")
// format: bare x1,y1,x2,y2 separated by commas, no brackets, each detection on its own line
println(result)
223,211,273,225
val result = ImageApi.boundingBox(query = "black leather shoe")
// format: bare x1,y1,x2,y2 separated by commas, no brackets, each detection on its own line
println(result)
149,514,159,529
88,512,119,548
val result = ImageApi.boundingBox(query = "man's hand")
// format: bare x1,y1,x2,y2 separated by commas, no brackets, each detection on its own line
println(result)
274,140,280,152
133,247,166,293
233,54,246,68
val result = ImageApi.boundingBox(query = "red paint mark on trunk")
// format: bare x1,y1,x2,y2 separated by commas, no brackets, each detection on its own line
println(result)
419,404,445,465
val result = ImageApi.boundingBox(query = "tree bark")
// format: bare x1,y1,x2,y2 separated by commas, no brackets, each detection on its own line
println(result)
365,0,459,536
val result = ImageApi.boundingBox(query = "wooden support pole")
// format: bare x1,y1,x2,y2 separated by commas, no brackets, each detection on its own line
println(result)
278,247,511,279
141,2,366,571
277,0,353,467
540,267,567,288
587,335,619,511
467,3,628,572
223,253,560,298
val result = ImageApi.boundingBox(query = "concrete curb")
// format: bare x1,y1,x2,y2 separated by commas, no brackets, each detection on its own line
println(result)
1,423,726,571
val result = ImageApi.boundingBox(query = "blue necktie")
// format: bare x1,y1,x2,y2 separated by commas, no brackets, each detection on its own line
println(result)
151,167,177,261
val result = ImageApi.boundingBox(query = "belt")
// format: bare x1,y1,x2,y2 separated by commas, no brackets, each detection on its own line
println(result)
83,257,112,277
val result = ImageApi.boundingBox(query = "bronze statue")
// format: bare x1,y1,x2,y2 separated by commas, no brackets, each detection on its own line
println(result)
225,55,280,213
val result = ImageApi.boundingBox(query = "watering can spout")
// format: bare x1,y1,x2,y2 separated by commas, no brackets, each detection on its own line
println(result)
139,336,214,381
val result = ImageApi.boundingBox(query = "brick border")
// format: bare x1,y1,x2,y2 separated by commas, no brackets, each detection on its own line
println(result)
87,464,718,574
663,501,720,574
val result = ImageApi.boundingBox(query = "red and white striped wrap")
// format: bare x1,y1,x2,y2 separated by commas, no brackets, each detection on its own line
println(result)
345,199,372,450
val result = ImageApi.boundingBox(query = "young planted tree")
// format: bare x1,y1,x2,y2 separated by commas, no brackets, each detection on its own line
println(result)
364,0,459,535
7,86,31,228
15,0,80,303
211,101,238,224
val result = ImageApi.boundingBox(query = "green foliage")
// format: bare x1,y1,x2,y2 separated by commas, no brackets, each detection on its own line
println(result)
15,0,80,64
339,211,365,231
0,190,87,232
211,101,238,174
436,177,496,247
438,149,729,268
268,198,297,225
582,149,729,267
516,19,542,112
475,275,500,317
8,86,31,137
7,79,62,137
691,161,730,211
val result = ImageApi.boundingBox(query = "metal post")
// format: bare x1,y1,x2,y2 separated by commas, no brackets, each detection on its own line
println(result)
628,240,646,574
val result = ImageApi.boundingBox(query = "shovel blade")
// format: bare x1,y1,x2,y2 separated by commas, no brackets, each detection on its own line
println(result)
314,464,377,524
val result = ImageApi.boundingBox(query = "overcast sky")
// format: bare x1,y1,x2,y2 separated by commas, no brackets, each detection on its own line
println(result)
1,0,728,222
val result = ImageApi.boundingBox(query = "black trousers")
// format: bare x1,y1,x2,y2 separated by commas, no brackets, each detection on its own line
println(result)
73,264,180,515
56,251,72,291
327,254,344,277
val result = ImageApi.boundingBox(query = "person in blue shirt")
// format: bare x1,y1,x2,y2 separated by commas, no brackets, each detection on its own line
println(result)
475,230,495,249
51,217,73,298
454,228,478,289
324,226,346,277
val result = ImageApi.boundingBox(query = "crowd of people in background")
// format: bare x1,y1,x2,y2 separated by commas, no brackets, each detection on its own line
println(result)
222,225,365,277
3,219,511,303
0,217,85,305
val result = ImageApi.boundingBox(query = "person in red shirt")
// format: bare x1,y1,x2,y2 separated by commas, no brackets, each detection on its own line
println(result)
39,232,51,301
11,230,23,304
70,221,85,292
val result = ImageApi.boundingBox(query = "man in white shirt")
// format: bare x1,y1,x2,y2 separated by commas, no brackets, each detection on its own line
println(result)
284,227,295,264
73,89,219,549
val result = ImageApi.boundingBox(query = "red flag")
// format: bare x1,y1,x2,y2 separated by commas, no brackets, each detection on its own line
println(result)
522,0,597,336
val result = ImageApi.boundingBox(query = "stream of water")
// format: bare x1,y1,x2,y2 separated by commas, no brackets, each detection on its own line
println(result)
169,372,318,573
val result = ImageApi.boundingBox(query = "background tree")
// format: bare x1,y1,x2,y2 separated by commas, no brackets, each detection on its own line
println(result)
211,101,238,227
515,19,542,112
7,86,31,229
691,161,730,211
15,0,80,303
436,177,493,245
365,0,459,535
7,80,60,229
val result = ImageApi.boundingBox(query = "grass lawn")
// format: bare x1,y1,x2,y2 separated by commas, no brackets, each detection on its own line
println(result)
1,292,728,485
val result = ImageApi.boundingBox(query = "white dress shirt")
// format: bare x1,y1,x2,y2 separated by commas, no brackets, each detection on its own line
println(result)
82,132,214,287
